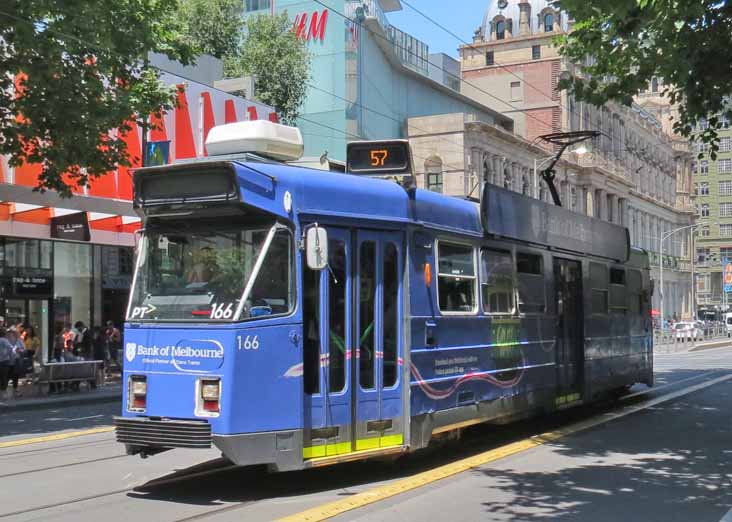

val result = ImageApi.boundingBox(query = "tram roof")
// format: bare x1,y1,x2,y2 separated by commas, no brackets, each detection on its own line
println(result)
234,160,484,236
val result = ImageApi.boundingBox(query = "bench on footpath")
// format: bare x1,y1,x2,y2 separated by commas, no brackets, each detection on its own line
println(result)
35,361,104,393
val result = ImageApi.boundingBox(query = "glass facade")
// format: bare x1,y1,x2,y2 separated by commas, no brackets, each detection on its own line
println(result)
0,236,133,361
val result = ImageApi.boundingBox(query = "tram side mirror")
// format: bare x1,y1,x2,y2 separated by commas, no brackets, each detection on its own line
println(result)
306,226,328,271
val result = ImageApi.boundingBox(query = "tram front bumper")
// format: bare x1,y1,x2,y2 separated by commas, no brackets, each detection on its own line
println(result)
213,429,303,472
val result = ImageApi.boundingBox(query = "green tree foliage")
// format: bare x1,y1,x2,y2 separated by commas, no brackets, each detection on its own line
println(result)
225,13,311,124
0,1,194,195
177,0,245,60
556,0,732,150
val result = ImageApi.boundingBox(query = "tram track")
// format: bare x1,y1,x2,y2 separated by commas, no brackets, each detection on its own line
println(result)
0,436,116,458
0,453,127,479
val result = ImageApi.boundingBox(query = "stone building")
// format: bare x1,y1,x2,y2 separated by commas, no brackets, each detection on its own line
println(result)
409,0,695,319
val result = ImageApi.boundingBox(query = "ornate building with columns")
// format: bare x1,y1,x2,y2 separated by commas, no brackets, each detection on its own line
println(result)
406,0,695,320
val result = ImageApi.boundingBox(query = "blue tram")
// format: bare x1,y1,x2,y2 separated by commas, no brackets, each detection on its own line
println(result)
114,122,653,471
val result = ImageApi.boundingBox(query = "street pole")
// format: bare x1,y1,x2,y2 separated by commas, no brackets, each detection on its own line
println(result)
660,223,699,328
691,228,696,320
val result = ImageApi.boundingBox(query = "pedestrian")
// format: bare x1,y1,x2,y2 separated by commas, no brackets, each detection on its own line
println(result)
0,328,13,399
23,325,41,363
7,329,26,398
105,321,121,372
74,321,92,359
92,327,106,387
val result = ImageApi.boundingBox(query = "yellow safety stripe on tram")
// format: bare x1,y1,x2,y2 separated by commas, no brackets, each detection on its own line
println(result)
0,426,115,449
304,434,404,459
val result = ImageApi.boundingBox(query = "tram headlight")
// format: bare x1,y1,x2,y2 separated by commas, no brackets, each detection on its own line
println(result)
128,375,147,411
199,379,221,414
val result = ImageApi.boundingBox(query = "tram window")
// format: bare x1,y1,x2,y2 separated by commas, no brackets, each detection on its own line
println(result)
249,230,294,315
481,249,514,314
590,262,609,314
516,253,545,313
359,241,376,390
516,253,542,275
628,269,642,314
303,266,320,395
328,240,347,393
437,242,477,313
609,268,627,313
383,243,399,388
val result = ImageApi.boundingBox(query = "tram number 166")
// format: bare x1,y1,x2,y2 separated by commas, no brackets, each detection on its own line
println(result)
237,335,260,350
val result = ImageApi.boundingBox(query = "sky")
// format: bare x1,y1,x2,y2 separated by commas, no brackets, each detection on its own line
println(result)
386,0,489,58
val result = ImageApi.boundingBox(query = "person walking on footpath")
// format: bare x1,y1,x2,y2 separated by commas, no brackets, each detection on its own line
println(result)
105,321,122,372
7,328,26,398
0,329,13,400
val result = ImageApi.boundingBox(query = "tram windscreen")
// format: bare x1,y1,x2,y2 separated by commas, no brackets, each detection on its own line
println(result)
127,223,293,322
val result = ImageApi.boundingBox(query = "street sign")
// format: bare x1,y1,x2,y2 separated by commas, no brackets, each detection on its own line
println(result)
724,262,732,293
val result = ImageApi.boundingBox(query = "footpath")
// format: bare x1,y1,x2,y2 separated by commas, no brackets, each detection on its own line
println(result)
0,373,121,413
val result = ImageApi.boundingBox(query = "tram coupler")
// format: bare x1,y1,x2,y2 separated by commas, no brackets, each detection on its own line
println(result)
125,444,171,459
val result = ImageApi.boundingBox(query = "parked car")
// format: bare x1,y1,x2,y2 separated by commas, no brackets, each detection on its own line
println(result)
674,321,702,341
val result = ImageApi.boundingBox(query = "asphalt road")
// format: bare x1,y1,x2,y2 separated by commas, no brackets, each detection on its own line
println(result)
1,345,732,522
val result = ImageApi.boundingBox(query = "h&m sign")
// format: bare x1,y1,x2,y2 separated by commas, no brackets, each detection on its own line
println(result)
293,9,328,42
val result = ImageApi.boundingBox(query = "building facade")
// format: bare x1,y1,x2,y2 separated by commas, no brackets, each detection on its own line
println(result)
242,0,514,162
0,63,277,361
451,0,695,319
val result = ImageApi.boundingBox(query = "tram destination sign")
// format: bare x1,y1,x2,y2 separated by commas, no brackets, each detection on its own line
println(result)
346,140,413,176
481,184,630,262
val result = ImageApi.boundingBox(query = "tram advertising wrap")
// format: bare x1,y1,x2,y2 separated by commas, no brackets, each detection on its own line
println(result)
114,124,653,472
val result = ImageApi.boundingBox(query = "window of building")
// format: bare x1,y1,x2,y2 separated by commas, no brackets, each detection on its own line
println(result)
721,137,732,152
721,203,732,217
544,13,554,32
425,156,443,194
699,118,710,131
510,81,521,101
720,247,732,261
721,224,732,237
481,249,514,314
651,77,659,93
697,273,710,293
697,247,711,263
700,160,709,174
720,181,732,196
697,141,709,154
437,242,477,313
485,51,494,65
496,20,505,40
516,253,544,313
701,203,711,217
245,0,270,11
691,160,698,173
532,45,541,60
700,226,711,237
719,159,732,174
590,262,608,315
699,182,709,195
722,115,730,129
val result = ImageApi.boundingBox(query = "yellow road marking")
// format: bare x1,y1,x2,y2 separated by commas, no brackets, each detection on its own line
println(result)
0,426,114,449
279,373,732,522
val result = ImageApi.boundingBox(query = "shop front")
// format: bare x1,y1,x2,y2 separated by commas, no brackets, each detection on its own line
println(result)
0,237,133,362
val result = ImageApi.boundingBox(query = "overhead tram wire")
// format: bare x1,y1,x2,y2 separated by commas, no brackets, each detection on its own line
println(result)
309,0,558,135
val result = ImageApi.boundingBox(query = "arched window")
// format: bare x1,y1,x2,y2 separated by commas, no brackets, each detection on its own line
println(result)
544,13,554,32
496,20,505,40
425,156,443,194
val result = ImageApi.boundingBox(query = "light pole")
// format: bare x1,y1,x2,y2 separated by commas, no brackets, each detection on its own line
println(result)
660,223,699,327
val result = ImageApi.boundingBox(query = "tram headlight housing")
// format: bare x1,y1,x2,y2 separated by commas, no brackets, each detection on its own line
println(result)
128,375,147,412
196,378,221,416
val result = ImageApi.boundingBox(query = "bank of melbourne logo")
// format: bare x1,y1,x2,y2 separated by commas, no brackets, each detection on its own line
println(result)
125,342,137,363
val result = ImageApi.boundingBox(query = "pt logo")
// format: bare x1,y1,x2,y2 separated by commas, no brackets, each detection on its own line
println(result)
125,342,137,363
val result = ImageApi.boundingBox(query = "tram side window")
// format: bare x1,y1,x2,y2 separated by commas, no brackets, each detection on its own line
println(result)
590,262,609,315
481,249,515,314
627,269,642,314
437,242,477,313
516,252,545,313
328,240,347,393
609,268,627,313
359,241,376,390
383,243,399,388
303,267,320,395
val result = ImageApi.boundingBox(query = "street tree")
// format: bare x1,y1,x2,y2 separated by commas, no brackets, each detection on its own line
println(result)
177,0,245,60
556,0,732,152
225,13,311,124
0,1,194,195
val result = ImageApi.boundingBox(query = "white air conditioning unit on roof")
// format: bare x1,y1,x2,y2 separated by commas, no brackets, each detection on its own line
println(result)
205,120,304,161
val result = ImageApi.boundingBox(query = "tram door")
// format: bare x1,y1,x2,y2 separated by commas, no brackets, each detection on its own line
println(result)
553,258,584,399
302,228,404,459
